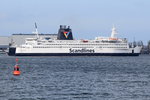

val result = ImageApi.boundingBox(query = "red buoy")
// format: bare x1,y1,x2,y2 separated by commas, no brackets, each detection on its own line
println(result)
13,58,21,76
13,64,21,76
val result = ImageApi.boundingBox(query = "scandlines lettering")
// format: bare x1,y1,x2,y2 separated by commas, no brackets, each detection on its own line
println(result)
69,48,95,53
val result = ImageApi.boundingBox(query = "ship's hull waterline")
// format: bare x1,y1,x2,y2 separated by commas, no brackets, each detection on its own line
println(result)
8,47,141,56
15,53,140,56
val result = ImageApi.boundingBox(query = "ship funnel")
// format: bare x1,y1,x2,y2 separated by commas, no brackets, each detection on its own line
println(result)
111,25,118,38
57,25,73,40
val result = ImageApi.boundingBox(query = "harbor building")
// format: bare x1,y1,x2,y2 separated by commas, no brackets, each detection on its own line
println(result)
0,33,57,52
0,36,10,52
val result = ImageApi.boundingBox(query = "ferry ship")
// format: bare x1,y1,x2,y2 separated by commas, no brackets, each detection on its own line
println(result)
8,25,142,56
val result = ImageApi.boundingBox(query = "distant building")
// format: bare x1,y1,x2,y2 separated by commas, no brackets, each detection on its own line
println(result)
0,36,11,45
0,33,57,52
10,33,57,46
141,45,149,54
0,36,10,52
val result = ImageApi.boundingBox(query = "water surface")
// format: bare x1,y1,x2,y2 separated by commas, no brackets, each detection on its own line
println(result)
0,54,150,100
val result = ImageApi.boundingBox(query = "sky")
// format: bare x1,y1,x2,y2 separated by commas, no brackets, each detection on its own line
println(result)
0,0,150,44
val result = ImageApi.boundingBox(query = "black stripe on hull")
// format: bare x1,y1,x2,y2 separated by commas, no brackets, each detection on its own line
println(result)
14,53,140,56
8,47,16,56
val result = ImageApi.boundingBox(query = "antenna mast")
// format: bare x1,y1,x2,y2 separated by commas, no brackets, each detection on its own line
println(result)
33,22,39,39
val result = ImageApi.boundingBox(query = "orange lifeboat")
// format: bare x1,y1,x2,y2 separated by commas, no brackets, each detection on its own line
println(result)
83,40,88,43
13,58,21,76
109,38,118,41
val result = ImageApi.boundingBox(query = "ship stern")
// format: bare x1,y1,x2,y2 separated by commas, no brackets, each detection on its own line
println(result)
8,47,16,56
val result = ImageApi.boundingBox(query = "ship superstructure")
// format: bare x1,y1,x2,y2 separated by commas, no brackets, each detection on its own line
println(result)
8,25,142,56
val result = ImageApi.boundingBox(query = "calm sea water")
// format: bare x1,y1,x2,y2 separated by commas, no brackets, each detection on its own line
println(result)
0,54,150,100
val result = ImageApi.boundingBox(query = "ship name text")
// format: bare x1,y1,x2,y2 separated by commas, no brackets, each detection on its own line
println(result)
69,48,95,53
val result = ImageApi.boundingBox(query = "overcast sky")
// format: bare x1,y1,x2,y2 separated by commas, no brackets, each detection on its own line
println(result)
0,0,150,44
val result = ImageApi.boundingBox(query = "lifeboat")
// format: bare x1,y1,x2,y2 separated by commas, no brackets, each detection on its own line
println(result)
109,38,118,41
82,40,88,43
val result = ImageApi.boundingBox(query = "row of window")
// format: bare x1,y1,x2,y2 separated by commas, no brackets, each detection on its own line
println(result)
21,46,127,49
39,44,127,46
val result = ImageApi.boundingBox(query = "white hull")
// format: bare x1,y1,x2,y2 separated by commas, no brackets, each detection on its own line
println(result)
16,46,141,54
10,46,142,56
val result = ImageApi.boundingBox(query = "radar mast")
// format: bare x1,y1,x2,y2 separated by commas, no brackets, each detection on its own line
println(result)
111,25,118,38
32,22,39,39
